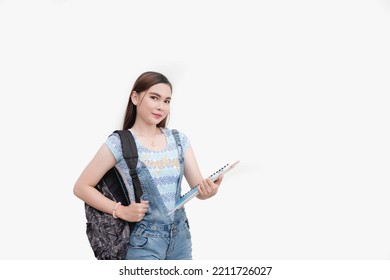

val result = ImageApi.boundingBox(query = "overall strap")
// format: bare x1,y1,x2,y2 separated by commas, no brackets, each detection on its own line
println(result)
114,130,143,203
171,129,183,160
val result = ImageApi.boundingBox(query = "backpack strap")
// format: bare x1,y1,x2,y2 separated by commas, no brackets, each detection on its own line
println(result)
114,130,143,203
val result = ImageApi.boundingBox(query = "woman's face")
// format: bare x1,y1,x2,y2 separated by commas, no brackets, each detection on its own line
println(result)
132,83,172,125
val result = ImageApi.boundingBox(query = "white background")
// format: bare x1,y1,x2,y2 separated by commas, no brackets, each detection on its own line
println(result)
0,0,390,260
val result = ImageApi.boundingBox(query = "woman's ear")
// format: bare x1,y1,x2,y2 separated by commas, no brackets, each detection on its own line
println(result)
130,91,138,105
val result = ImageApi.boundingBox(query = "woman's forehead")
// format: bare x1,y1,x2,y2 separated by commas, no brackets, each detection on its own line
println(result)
147,83,172,97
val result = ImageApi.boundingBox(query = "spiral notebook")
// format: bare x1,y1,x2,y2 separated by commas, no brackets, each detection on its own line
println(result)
168,160,240,214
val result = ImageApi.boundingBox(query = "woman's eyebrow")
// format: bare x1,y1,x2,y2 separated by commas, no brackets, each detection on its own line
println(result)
148,92,171,100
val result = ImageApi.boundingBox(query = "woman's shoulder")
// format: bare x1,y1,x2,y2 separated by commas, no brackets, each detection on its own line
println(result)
104,131,122,162
106,131,121,143
162,127,187,138
162,127,191,150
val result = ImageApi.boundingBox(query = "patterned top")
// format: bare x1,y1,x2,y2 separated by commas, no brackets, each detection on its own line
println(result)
104,128,190,211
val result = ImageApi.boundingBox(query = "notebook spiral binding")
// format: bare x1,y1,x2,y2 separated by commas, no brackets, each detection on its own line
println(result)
179,163,230,197
169,160,239,214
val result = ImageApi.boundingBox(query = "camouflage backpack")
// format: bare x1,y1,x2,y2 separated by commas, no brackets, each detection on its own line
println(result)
84,130,143,260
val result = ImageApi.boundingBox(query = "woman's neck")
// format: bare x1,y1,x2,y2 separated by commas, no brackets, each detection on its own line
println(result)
131,123,158,137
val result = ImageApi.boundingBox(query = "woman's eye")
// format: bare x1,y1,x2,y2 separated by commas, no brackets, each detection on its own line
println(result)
150,96,158,100
165,100,171,104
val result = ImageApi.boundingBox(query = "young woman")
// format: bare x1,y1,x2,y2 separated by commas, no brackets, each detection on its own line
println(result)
73,71,223,260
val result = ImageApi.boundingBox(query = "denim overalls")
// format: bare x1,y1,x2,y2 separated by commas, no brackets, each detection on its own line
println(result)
126,130,192,260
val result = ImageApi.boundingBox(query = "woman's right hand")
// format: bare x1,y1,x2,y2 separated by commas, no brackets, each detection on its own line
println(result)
116,200,149,222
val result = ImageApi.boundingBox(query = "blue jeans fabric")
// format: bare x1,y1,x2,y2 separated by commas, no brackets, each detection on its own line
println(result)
126,217,192,260
125,130,192,260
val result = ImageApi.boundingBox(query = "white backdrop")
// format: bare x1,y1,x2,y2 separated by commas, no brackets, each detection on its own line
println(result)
0,0,390,260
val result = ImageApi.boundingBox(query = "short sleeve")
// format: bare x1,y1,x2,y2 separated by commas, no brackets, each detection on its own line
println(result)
104,133,123,163
179,131,191,153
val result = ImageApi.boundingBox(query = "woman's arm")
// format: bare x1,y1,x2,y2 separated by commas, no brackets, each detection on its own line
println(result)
183,146,223,200
73,144,119,214
73,144,149,222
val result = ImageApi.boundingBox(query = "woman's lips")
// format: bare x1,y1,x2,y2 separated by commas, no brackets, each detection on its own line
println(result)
152,113,162,119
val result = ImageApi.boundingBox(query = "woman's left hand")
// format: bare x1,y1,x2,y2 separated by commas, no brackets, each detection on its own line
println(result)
197,175,223,200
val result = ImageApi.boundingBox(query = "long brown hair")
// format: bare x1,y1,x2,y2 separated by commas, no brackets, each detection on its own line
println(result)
123,71,172,130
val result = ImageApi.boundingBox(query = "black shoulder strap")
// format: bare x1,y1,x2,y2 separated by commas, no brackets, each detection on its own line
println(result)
114,130,143,203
